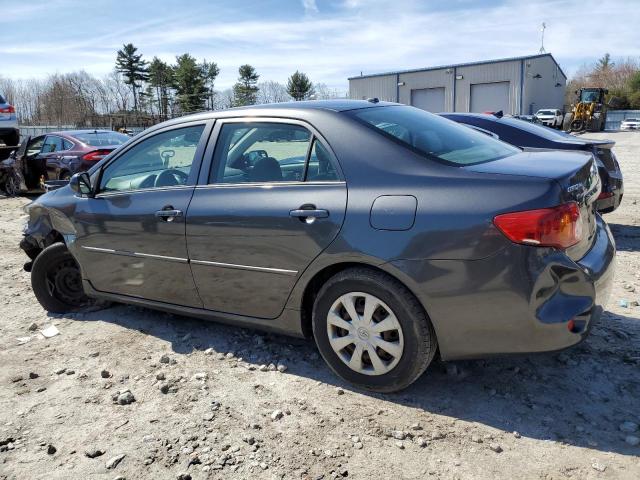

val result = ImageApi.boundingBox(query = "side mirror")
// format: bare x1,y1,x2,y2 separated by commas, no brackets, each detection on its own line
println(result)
69,171,93,197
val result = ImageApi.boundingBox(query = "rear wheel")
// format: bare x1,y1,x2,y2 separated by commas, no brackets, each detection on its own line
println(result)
31,243,92,313
312,268,437,392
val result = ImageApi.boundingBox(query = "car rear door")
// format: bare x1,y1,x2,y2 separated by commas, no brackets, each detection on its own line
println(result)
70,120,213,307
186,118,347,319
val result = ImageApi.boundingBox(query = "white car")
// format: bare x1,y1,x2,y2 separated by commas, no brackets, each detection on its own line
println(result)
620,118,640,131
535,109,563,128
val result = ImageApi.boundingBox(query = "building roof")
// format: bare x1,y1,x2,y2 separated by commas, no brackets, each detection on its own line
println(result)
348,53,567,81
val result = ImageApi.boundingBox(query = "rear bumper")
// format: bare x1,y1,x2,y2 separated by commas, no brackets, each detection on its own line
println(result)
597,172,623,213
389,215,615,360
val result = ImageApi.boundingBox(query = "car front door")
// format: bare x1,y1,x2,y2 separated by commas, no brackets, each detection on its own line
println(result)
40,135,66,180
70,121,212,307
186,119,347,319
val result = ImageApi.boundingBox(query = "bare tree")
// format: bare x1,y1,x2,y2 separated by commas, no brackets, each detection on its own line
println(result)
257,81,291,104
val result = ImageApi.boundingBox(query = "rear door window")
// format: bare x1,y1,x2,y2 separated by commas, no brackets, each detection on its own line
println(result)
211,123,312,183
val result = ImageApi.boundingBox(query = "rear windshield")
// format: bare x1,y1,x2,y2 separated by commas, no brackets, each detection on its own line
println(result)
72,131,130,146
537,110,556,115
626,118,639,122
499,117,578,141
348,106,519,166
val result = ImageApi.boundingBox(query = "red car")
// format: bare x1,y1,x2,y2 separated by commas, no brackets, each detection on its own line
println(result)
18,130,130,186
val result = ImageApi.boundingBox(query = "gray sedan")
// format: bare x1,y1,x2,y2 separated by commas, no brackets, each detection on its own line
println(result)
20,100,614,392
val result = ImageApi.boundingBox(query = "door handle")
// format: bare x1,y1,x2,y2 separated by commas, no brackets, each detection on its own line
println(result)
290,205,329,223
155,207,183,222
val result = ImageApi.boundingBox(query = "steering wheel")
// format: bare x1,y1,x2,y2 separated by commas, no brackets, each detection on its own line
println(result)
154,169,188,187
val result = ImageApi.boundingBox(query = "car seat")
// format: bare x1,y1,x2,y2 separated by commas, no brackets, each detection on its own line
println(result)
248,157,282,182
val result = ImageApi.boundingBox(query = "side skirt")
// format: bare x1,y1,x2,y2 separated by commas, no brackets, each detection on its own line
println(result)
82,279,305,338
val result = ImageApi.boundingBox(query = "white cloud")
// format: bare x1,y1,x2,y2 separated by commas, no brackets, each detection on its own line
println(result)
1,0,639,90
302,0,319,14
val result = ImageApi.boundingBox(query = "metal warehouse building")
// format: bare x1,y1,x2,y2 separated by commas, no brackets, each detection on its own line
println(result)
349,53,566,115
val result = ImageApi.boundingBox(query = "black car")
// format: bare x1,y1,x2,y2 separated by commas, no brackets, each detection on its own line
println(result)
440,113,623,213
21,101,614,392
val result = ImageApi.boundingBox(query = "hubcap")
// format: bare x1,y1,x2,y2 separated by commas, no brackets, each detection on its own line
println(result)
326,292,404,376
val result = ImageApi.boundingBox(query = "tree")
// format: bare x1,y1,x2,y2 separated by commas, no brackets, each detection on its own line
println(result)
115,43,148,112
148,57,173,119
286,71,314,100
233,65,259,106
596,53,614,73
172,53,208,113
201,60,220,110
257,81,291,104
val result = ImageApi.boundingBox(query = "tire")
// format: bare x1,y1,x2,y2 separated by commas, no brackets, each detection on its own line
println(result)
563,113,574,132
31,242,92,313
59,170,71,181
312,267,437,393
3,173,19,197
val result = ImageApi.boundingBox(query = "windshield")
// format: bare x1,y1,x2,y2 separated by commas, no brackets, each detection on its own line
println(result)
625,118,639,122
348,106,519,166
580,90,600,103
72,131,130,146
536,110,555,115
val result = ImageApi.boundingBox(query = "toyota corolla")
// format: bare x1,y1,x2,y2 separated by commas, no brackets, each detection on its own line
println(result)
20,100,615,392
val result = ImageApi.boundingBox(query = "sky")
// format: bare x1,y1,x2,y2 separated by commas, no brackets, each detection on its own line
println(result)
0,0,639,91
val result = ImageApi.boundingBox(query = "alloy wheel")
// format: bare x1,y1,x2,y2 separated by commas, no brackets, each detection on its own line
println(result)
326,292,404,376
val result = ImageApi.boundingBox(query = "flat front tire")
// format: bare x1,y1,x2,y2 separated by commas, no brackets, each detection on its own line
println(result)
31,243,92,313
312,268,437,393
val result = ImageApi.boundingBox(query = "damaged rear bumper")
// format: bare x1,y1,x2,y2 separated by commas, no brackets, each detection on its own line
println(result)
389,215,615,360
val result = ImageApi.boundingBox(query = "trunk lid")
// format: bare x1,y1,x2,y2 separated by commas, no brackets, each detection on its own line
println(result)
467,150,600,260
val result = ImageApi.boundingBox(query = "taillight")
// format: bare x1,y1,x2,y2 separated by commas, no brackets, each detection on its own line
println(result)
0,105,15,113
82,149,111,162
493,202,582,250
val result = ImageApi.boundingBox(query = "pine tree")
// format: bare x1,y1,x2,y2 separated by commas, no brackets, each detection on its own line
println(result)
201,60,220,110
233,65,259,106
172,54,208,113
115,43,149,112
287,71,314,101
148,57,173,119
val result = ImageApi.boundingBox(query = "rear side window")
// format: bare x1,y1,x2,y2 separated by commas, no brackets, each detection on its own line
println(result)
349,106,519,166
0,94,5,104
212,123,316,183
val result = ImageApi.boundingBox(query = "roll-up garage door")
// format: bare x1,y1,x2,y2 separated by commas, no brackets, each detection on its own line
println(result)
411,87,445,112
470,81,510,113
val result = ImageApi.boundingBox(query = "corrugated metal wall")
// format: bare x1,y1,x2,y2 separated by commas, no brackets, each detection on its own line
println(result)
605,110,640,130
349,75,397,102
348,55,568,116
522,56,566,114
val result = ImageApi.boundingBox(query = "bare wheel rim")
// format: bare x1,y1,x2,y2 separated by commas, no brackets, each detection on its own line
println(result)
45,258,86,307
326,292,404,376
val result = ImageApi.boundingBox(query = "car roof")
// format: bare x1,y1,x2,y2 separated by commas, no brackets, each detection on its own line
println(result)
54,129,121,137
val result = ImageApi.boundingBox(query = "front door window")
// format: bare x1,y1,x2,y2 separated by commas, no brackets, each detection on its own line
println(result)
99,125,205,193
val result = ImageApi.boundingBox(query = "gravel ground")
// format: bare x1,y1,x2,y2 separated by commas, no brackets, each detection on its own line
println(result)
1,131,639,480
